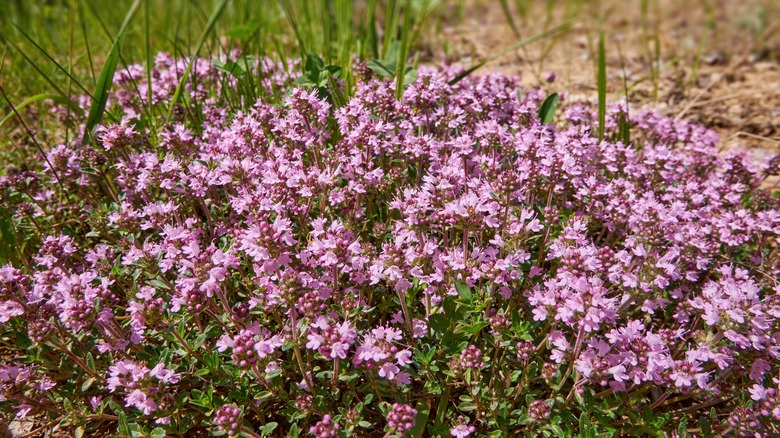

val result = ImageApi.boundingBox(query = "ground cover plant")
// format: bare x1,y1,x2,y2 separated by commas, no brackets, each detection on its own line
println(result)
2,1,780,437
0,48,779,437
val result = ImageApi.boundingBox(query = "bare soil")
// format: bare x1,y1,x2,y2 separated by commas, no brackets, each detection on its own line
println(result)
425,0,780,177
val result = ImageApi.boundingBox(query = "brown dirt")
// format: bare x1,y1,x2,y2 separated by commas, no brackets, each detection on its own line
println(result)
424,0,780,178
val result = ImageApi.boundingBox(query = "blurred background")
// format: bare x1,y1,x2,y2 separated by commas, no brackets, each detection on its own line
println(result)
1,0,778,154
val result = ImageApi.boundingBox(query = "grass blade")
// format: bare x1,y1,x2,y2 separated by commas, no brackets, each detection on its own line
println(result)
597,32,606,143
408,398,431,438
395,0,414,100
1,36,67,97
82,35,121,143
82,0,142,144
499,0,520,38
165,0,229,124
10,22,92,97
0,93,84,130
618,109,630,146
616,39,631,146
538,92,559,124
448,22,571,86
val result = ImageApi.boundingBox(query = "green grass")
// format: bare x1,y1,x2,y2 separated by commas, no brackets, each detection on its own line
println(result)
0,0,437,144
2,0,579,144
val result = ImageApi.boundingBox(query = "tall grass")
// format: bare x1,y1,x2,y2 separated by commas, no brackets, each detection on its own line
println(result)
1,0,458,139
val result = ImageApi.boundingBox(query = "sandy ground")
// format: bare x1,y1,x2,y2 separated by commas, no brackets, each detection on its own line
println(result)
424,0,780,168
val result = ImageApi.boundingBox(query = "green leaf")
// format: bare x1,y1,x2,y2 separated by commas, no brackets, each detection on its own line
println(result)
434,386,451,429
443,296,458,319
698,417,711,437
149,428,166,438
83,36,121,144
429,313,449,332
454,281,472,300
83,0,143,144
81,377,96,392
538,93,560,125
118,412,131,437
455,321,489,335
212,60,246,77
458,401,477,412
677,417,688,438
260,422,278,436
366,59,395,78
548,424,565,437
579,412,591,432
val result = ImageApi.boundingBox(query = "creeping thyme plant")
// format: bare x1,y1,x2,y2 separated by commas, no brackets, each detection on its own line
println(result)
1,53,780,437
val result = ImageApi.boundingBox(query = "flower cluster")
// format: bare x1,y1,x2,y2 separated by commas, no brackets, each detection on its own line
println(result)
309,414,340,438
107,360,180,416
214,404,243,437
0,52,778,436
353,326,413,386
386,402,417,436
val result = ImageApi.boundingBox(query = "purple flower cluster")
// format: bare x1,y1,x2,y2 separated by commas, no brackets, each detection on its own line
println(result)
458,345,484,370
107,360,180,416
528,400,551,421
353,326,413,386
0,364,56,418
386,402,417,435
0,51,779,434
309,414,340,438
214,404,242,437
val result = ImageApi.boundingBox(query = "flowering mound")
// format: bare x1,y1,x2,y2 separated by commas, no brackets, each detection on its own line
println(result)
1,53,780,437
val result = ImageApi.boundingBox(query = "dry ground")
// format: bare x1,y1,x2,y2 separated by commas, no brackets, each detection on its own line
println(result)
425,0,779,171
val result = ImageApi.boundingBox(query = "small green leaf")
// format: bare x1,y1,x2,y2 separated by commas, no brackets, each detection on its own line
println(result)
454,281,472,300
677,417,688,438
455,321,489,335
81,377,96,392
457,401,477,412
149,427,166,438
579,412,591,431
117,412,131,437
212,60,246,77
260,422,278,436
538,93,560,125
698,417,711,437
366,59,395,78
429,314,449,332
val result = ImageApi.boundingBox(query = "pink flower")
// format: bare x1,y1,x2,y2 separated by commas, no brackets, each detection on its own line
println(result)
450,424,476,438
